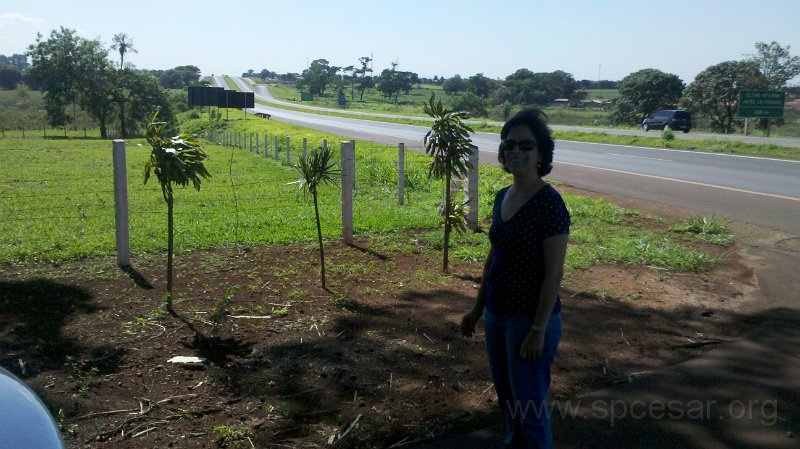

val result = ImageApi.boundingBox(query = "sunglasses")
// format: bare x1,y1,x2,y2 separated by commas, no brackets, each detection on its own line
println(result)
500,139,537,152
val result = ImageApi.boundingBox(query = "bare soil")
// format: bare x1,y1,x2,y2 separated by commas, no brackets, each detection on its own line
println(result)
0,207,767,449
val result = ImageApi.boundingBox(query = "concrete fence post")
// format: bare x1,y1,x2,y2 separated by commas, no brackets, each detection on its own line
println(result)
398,143,405,205
274,136,279,160
112,140,131,267
264,134,268,158
286,136,291,165
467,147,480,230
341,141,355,245
256,133,259,154
302,137,308,160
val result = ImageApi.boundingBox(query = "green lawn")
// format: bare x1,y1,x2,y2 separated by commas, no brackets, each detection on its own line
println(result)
0,114,728,274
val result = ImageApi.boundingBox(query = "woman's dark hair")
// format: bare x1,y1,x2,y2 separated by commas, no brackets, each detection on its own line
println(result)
498,108,555,176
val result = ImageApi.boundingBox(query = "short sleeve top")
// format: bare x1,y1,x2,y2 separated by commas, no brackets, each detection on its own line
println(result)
484,184,570,316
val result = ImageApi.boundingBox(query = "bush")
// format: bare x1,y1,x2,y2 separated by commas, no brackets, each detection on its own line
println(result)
661,129,675,141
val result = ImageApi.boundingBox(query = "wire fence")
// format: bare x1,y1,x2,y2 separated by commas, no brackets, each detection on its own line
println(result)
0,131,481,263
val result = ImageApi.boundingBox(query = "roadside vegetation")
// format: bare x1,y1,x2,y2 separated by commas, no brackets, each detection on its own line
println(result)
1,112,730,276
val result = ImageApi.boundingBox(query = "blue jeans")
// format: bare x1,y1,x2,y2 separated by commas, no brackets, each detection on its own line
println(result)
484,307,562,449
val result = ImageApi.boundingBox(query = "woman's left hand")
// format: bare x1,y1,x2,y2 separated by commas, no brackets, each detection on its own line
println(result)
520,328,546,361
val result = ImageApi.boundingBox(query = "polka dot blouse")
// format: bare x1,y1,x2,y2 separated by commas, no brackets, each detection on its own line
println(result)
485,184,570,317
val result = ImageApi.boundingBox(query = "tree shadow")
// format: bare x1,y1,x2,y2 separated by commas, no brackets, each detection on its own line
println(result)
0,279,123,374
171,311,254,367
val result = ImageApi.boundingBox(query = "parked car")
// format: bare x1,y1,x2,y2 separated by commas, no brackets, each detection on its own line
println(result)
0,366,66,448
642,109,692,133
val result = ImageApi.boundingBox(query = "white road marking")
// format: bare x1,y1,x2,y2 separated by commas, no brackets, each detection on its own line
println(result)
559,139,800,164
559,161,800,202
603,153,672,162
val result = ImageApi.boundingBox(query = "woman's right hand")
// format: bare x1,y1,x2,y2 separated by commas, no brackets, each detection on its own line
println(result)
461,310,482,337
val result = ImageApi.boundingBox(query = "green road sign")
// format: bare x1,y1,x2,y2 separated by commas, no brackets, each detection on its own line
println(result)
738,90,785,118
300,92,314,101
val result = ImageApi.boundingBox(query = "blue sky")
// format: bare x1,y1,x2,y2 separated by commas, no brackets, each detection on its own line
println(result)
2,0,799,84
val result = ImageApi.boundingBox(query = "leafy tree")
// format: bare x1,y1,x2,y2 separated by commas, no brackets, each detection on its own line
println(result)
259,69,275,80
149,65,202,89
496,69,576,106
144,112,211,314
682,60,767,133
467,73,495,98
611,69,684,124
297,59,340,95
355,56,373,100
293,146,340,288
0,54,29,70
27,27,89,128
422,93,477,273
449,91,487,117
119,70,174,136
0,68,22,90
79,55,117,138
111,33,137,69
376,63,418,102
748,41,800,89
747,41,800,133
443,74,467,95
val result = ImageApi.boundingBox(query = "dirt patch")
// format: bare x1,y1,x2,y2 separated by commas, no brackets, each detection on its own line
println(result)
0,224,767,448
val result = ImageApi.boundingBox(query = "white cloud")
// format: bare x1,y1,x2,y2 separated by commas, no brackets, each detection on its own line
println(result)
0,12,46,29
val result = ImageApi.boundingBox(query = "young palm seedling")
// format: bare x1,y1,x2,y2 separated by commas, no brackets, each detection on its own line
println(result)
292,146,340,288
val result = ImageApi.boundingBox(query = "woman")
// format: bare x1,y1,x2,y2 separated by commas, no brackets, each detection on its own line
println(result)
461,109,569,449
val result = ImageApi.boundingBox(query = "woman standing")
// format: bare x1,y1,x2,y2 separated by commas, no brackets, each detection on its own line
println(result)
461,109,570,449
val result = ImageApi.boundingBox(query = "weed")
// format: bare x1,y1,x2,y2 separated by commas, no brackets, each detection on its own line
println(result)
210,285,241,335
64,356,99,396
212,424,251,447
670,215,733,245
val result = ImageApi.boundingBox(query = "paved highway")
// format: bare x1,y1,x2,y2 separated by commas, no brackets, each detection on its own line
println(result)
215,76,800,235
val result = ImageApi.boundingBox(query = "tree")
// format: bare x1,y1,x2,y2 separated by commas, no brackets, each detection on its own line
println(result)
682,60,767,133
449,91,487,117
467,73,495,98
79,54,117,138
354,56,373,100
144,112,210,315
110,33,137,69
611,69,684,124
0,53,29,71
748,41,800,89
747,41,800,134
442,74,467,95
422,93,477,273
0,68,22,90
119,70,175,137
376,63,418,102
496,69,576,106
297,59,340,95
27,27,89,128
293,146,340,288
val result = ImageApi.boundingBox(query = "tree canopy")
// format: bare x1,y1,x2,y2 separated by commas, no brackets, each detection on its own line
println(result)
297,59,340,95
27,27,174,137
611,68,684,124
748,41,800,90
682,60,767,133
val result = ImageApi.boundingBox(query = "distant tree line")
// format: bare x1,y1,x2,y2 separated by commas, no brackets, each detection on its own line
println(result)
243,41,797,134
3,27,206,137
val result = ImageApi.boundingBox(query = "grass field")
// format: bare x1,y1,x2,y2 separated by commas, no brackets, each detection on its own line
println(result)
0,113,727,273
